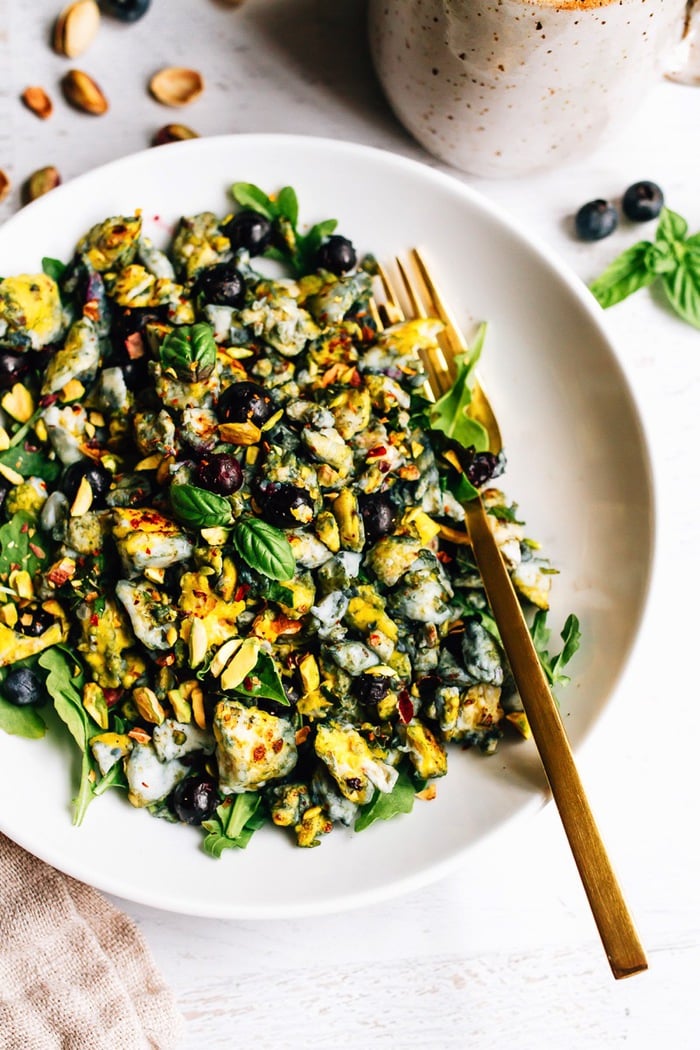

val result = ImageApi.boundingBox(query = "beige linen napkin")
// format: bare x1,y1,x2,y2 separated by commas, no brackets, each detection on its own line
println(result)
0,833,183,1050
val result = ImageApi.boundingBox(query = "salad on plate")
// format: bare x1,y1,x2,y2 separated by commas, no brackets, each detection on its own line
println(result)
0,181,579,856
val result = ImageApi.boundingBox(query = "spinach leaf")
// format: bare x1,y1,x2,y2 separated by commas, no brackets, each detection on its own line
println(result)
230,182,277,221
232,518,295,581
41,256,66,283
0,694,46,738
0,445,61,483
170,484,233,529
201,792,265,858
38,648,100,826
354,767,416,832
427,324,490,452
0,511,48,579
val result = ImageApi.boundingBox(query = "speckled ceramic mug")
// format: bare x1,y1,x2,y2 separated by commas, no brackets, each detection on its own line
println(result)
368,0,698,177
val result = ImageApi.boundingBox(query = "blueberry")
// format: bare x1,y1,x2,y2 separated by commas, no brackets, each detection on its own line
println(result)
574,199,618,241
100,0,151,22
257,482,315,529
193,263,246,308
62,460,113,509
2,667,44,706
359,493,397,544
354,673,393,706
315,235,357,275
195,453,243,496
622,181,664,222
0,350,30,391
218,381,275,427
15,607,55,637
169,775,218,825
465,450,502,488
221,211,273,256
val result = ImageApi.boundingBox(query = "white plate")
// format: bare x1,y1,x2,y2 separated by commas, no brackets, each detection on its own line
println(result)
0,134,654,919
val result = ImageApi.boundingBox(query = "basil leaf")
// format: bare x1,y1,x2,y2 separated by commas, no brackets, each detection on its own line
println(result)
41,256,66,283
170,484,233,529
644,241,677,276
160,323,217,381
276,186,299,227
655,206,688,247
232,518,296,581
0,694,46,739
354,767,416,832
38,648,99,825
589,241,656,308
233,650,289,706
230,182,277,221
662,249,700,328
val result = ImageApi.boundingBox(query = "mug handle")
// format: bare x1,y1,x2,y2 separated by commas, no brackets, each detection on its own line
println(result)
665,1,700,84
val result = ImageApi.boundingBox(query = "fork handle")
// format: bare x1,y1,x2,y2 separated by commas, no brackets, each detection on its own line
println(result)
463,496,648,980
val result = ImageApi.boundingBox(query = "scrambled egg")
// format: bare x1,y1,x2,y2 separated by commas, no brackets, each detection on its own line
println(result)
0,273,64,350
213,700,297,793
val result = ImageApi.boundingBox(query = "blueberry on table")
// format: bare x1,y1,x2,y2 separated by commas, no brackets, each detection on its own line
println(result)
221,210,273,256
574,199,619,241
195,453,243,496
2,667,44,706
170,776,218,825
100,0,151,22
218,381,275,427
62,459,113,509
314,235,357,275
621,180,664,222
193,263,246,308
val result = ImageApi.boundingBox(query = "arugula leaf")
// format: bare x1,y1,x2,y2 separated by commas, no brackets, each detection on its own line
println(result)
0,693,46,739
530,611,581,690
233,650,289,706
354,767,416,832
230,182,277,221
427,324,490,452
276,186,299,226
589,206,700,327
232,518,295,581
160,323,217,381
38,648,100,825
201,792,265,858
170,483,233,529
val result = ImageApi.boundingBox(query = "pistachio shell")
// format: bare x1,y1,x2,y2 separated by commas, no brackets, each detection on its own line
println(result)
0,170,10,203
21,86,54,120
152,123,199,147
149,67,204,108
54,0,101,58
25,166,61,203
62,69,109,115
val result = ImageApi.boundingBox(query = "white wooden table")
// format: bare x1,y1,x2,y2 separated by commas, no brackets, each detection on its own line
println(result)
1,2,699,1047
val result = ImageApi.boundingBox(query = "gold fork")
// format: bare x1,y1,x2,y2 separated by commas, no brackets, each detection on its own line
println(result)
375,249,648,981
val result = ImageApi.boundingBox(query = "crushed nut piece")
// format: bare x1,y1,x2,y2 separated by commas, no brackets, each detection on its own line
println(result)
21,86,54,120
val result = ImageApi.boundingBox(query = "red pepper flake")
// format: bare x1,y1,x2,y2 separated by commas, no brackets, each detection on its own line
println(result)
90,614,99,626
295,725,310,746
367,445,387,458
20,523,29,534
378,462,391,474
125,332,145,359
39,393,59,407
349,368,362,387
234,584,250,602
272,738,284,753
155,652,176,666
252,744,266,762
103,688,123,707
29,543,46,559
436,550,452,564
397,689,414,725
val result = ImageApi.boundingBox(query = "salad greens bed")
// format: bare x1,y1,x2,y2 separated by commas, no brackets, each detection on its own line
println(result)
0,182,579,855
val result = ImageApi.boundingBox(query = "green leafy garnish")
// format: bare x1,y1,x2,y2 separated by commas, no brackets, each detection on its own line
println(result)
41,256,66,283
233,650,289,706
590,206,700,327
232,517,296,581
0,678,46,738
38,648,99,826
160,322,217,381
230,181,338,277
202,792,265,857
354,767,417,832
427,323,489,452
0,511,48,579
170,484,233,529
0,444,61,482
530,612,581,690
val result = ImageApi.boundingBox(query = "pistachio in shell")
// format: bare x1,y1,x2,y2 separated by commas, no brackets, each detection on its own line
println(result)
24,166,62,204
21,86,54,120
149,67,204,108
0,170,10,204
152,123,199,147
62,69,109,115
53,0,101,58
